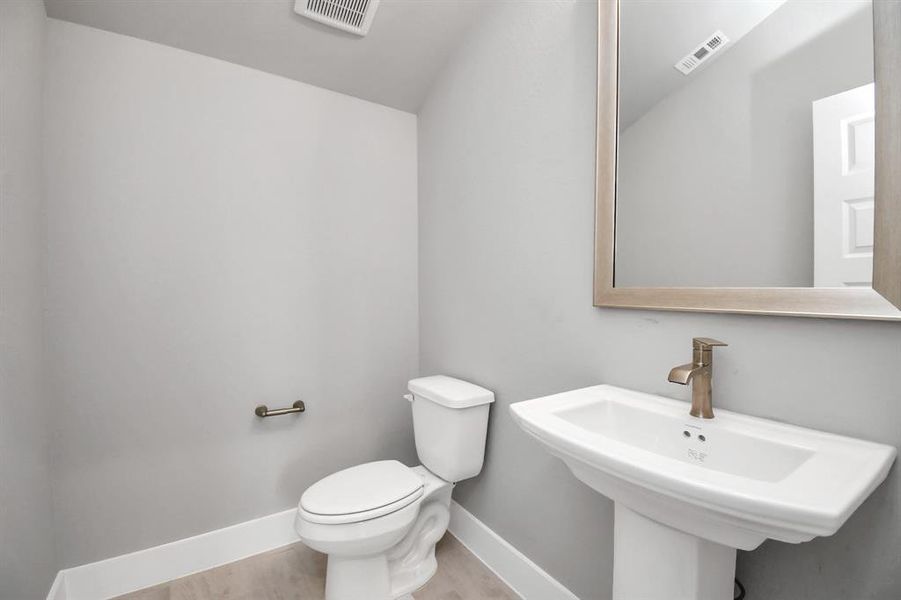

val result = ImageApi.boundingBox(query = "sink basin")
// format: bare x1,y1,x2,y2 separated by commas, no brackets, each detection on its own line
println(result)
510,385,895,600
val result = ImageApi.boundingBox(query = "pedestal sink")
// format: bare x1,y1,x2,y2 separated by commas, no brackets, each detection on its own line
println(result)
510,385,896,600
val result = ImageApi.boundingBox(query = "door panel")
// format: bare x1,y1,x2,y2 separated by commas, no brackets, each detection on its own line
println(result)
813,83,875,287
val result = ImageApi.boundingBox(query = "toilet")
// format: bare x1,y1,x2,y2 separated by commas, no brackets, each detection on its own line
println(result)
295,375,495,600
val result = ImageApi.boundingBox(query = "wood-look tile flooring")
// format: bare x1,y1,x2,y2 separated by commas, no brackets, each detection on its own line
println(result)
114,534,519,600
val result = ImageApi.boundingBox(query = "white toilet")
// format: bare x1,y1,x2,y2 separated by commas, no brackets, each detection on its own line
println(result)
295,375,495,600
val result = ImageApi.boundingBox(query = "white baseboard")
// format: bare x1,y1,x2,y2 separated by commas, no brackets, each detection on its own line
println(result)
448,500,579,600
47,508,299,600
46,501,578,600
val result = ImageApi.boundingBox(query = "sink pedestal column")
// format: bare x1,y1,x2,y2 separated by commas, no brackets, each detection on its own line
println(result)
613,503,736,600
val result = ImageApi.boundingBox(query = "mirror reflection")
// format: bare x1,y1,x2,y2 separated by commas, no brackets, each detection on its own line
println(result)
615,0,875,288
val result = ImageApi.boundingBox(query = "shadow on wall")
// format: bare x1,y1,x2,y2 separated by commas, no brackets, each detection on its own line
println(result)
737,466,898,599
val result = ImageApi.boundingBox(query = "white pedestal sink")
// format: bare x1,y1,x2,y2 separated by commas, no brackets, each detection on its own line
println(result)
510,386,896,600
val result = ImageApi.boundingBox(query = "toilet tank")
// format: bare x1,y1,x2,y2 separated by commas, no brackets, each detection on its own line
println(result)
407,376,494,482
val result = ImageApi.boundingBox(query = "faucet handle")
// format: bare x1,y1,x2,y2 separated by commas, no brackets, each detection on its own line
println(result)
693,337,728,349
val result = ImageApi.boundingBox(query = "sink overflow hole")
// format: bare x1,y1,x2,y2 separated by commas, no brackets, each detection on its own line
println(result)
683,430,691,438
698,434,706,442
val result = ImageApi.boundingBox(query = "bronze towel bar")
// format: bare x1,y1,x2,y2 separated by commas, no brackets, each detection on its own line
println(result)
255,400,305,418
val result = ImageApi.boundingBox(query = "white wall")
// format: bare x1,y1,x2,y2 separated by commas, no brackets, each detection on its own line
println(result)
44,19,419,568
419,2,901,599
616,0,873,287
0,1,57,598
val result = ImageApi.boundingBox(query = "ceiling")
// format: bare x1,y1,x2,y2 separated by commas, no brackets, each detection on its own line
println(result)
619,0,788,129
44,0,487,113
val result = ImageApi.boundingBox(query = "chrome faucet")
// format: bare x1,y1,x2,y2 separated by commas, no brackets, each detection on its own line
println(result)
668,337,728,419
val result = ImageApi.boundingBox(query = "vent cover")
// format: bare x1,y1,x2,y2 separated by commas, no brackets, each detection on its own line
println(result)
674,30,730,75
295,0,381,36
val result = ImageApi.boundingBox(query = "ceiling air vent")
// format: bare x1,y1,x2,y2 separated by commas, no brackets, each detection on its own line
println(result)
674,30,730,75
295,0,381,36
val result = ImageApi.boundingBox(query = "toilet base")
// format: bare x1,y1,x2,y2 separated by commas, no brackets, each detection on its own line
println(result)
317,467,453,600
387,492,449,597
326,554,392,600
323,500,449,600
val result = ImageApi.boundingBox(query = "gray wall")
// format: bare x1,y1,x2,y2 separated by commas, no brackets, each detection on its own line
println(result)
418,2,901,599
616,0,874,288
0,1,57,598
44,20,419,567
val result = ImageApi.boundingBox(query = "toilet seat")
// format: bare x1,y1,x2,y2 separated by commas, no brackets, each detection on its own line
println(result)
300,460,424,525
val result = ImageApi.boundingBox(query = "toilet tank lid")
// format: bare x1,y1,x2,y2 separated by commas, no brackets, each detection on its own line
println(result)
408,375,495,409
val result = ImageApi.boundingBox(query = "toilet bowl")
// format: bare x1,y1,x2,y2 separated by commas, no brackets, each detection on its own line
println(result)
296,462,453,600
295,376,494,600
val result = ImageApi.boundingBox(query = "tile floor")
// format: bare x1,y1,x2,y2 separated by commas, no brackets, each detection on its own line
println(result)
113,534,519,600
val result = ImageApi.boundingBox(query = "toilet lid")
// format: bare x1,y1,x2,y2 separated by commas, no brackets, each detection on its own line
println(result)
301,460,423,520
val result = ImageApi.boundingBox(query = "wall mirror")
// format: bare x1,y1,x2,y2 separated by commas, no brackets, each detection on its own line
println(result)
595,0,901,319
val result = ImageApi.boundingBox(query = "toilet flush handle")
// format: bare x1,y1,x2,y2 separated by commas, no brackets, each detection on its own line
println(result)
403,393,414,402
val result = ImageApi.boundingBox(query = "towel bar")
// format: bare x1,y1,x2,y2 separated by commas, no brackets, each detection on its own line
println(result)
255,400,305,418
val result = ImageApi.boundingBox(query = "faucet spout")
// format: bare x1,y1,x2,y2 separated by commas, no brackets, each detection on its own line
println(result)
667,362,706,385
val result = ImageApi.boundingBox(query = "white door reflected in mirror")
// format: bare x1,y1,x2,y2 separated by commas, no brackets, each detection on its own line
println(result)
813,83,875,287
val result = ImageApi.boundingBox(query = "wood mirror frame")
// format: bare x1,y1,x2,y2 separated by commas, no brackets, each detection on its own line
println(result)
594,0,901,320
